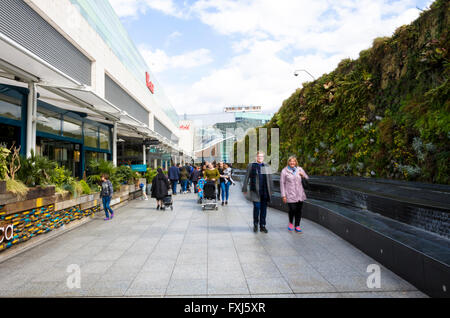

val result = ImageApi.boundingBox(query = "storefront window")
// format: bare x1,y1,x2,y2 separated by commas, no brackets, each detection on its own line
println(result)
99,127,110,150
37,107,61,136
63,116,82,140
36,137,81,178
0,93,21,120
84,123,98,148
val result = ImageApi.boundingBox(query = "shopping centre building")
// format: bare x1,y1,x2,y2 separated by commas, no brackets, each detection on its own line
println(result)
0,0,194,178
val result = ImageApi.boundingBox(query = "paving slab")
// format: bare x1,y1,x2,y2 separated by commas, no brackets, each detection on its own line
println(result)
0,187,427,298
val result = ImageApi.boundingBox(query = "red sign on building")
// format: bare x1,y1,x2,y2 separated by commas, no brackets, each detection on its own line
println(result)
146,72,154,94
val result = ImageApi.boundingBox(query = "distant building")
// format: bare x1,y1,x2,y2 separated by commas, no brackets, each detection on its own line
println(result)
181,108,273,164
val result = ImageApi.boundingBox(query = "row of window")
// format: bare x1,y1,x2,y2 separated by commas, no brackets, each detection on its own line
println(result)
0,92,111,151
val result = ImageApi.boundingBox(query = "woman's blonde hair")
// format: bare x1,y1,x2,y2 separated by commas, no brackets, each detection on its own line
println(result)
287,156,298,166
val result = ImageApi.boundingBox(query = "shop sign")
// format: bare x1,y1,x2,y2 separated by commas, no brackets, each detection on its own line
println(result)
179,121,191,130
131,164,148,172
0,224,14,243
146,72,154,94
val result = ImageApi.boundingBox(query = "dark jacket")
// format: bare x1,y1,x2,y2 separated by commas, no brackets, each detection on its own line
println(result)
168,165,180,180
241,162,274,202
100,180,113,198
190,169,201,182
151,174,170,200
180,168,189,181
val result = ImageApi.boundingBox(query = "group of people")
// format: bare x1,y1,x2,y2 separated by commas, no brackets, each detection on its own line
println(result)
167,161,235,205
241,151,309,234
99,151,310,235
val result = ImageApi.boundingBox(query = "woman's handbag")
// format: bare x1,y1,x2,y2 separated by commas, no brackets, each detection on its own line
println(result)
301,177,310,190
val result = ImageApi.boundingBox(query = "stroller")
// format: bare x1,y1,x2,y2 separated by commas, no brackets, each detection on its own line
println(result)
201,181,219,211
162,195,173,210
196,178,206,204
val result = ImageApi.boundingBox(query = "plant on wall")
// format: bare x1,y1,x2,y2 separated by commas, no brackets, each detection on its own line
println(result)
234,0,449,184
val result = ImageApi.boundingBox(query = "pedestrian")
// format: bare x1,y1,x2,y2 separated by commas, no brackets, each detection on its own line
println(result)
168,162,180,195
203,162,220,186
100,174,114,221
190,166,201,193
217,161,224,201
139,180,148,200
242,151,274,233
280,156,309,233
180,167,190,194
151,168,170,210
220,163,233,205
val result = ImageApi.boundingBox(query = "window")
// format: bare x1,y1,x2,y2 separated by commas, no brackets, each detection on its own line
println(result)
0,93,21,120
84,123,98,148
99,127,110,150
63,116,82,140
36,107,61,135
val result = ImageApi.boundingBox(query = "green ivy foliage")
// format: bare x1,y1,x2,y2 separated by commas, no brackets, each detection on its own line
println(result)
236,0,449,184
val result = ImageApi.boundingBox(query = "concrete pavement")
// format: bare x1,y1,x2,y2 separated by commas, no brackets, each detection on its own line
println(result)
0,186,427,298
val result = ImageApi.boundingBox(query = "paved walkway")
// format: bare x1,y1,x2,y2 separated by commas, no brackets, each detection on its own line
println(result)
0,186,426,297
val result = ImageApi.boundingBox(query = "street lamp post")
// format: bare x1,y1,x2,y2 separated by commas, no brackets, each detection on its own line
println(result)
294,69,316,81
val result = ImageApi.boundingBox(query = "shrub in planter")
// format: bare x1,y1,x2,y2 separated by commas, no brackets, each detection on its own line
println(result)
79,179,91,195
115,165,134,185
6,178,28,199
87,159,120,191
17,151,58,187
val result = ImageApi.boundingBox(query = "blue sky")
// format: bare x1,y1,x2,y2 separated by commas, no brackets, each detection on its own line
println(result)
108,0,433,115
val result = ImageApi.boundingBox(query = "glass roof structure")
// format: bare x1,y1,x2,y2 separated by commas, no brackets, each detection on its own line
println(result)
69,0,179,126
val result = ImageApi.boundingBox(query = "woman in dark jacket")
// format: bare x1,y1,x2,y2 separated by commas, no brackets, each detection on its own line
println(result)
151,168,170,210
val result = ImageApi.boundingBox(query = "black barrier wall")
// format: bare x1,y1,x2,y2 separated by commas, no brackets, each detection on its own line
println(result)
233,169,450,298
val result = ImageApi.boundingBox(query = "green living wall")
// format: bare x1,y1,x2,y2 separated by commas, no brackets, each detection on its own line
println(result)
236,0,449,184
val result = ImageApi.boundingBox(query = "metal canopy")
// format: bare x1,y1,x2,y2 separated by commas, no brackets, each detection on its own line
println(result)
0,32,180,154
0,33,83,87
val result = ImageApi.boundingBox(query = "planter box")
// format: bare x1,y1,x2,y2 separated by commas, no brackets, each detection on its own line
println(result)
0,185,56,206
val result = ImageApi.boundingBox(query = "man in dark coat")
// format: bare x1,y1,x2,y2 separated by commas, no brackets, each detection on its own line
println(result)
242,151,274,233
168,162,180,195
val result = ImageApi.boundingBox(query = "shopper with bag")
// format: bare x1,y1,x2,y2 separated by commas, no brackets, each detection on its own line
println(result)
280,156,309,233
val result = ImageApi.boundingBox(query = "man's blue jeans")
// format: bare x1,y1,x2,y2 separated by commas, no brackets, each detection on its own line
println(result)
220,181,231,201
171,179,178,194
253,199,268,227
102,196,114,218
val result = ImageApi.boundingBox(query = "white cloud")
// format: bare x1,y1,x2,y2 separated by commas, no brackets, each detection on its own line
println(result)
108,0,187,18
163,0,424,115
110,0,427,116
139,46,214,73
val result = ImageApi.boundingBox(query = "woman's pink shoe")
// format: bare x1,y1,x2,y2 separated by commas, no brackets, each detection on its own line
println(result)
295,226,302,233
288,223,294,231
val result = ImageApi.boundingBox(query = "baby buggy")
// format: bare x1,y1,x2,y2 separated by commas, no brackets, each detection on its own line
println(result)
201,181,219,211
162,194,173,210
196,178,206,204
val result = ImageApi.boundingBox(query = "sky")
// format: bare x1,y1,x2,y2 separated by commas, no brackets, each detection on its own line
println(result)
108,0,433,116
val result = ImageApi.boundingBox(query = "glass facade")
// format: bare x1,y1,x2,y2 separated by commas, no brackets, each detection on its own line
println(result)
70,0,179,126
0,93,21,120
0,123,20,149
63,116,83,140
36,107,62,136
84,123,98,148
99,127,110,150
36,137,81,178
